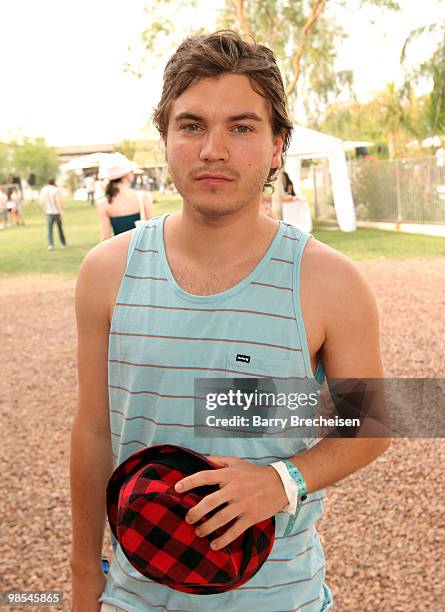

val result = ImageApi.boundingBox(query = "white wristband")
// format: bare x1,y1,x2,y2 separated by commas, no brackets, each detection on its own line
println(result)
270,461,299,514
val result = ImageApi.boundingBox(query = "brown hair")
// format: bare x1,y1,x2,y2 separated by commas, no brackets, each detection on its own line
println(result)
153,30,293,190
105,178,121,204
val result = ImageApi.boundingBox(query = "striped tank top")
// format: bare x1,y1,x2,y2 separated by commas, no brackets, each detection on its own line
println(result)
101,214,334,612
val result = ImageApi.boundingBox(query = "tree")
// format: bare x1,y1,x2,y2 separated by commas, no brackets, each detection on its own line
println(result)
372,82,417,159
65,171,80,196
221,0,329,98
319,82,420,158
124,0,205,78
0,142,12,184
401,16,445,136
130,0,400,124
221,1,401,122
11,137,59,188
113,139,137,160
319,100,385,143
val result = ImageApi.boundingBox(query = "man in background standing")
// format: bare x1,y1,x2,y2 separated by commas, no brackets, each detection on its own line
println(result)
40,178,67,251
85,174,96,206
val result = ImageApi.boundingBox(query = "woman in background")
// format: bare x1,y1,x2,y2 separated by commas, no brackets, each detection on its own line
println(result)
97,153,153,241
282,170,296,196
6,187,20,226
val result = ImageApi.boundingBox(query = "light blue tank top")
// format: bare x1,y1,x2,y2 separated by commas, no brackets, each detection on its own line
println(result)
101,214,333,612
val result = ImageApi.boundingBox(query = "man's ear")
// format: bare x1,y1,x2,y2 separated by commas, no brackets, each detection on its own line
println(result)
271,132,285,169
162,136,168,163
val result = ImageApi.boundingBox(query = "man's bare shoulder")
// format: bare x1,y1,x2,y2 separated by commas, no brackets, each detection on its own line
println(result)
303,236,359,279
82,230,133,274
302,237,377,325
76,231,134,321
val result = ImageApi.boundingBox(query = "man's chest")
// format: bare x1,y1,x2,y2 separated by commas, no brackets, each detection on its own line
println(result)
171,262,251,296
167,259,325,366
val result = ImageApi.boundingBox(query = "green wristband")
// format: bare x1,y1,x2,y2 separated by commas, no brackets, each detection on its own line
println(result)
282,459,307,537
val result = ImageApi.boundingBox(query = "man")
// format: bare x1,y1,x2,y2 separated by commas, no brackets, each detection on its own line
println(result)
85,174,96,206
71,31,389,611
40,178,67,251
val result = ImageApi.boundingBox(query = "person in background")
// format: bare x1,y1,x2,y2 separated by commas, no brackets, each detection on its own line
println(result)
94,176,104,201
28,173,37,201
85,175,96,206
0,187,8,228
6,187,20,226
96,153,153,241
14,187,25,226
282,170,296,196
40,178,67,251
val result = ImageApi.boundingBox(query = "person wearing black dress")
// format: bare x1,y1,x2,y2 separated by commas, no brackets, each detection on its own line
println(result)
97,153,153,240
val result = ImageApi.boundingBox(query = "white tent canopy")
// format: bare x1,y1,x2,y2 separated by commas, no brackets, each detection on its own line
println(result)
285,125,356,232
59,152,109,172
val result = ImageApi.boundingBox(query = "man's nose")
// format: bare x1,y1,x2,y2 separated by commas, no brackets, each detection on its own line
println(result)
199,127,229,163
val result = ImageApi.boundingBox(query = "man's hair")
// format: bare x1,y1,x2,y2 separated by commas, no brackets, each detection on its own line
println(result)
48,178,56,185
153,30,293,190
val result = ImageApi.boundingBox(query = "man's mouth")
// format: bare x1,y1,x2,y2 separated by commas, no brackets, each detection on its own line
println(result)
196,172,233,181
195,173,235,185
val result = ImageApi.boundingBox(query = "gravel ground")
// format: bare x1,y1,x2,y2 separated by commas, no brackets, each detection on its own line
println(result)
0,258,444,612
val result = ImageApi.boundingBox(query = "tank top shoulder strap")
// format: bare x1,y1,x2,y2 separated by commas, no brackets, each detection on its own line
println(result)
124,215,163,270
286,223,325,387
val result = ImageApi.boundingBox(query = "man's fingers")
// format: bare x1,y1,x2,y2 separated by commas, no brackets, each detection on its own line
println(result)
175,469,225,492
176,457,244,491
185,489,229,525
210,517,250,550
195,503,242,538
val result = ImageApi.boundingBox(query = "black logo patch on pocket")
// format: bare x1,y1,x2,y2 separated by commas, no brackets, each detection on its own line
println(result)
236,354,251,364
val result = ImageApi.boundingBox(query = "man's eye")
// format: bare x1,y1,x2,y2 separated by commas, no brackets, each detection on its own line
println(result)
232,125,252,133
181,124,202,131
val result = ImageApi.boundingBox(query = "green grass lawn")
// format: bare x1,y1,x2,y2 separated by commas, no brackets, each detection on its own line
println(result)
0,194,180,279
313,222,445,260
1,193,444,279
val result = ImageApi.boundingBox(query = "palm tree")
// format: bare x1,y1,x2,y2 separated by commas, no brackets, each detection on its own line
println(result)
401,18,445,136
373,82,413,159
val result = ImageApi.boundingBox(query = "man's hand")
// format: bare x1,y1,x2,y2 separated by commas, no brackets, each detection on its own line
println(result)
175,455,288,550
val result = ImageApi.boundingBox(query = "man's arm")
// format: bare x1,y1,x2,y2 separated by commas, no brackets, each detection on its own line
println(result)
287,245,390,494
70,238,127,611
56,190,64,216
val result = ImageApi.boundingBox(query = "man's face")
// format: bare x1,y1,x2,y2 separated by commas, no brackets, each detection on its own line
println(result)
164,73,284,218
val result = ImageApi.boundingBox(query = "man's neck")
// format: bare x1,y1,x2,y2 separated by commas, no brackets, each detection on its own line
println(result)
165,202,279,267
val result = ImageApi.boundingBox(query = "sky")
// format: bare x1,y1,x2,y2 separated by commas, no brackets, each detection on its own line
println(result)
0,0,443,147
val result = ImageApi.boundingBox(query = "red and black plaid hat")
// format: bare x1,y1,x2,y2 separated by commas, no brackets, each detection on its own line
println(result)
106,444,275,594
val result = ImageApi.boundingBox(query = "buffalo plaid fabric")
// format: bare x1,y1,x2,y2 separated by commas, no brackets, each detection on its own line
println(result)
106,444,275,594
